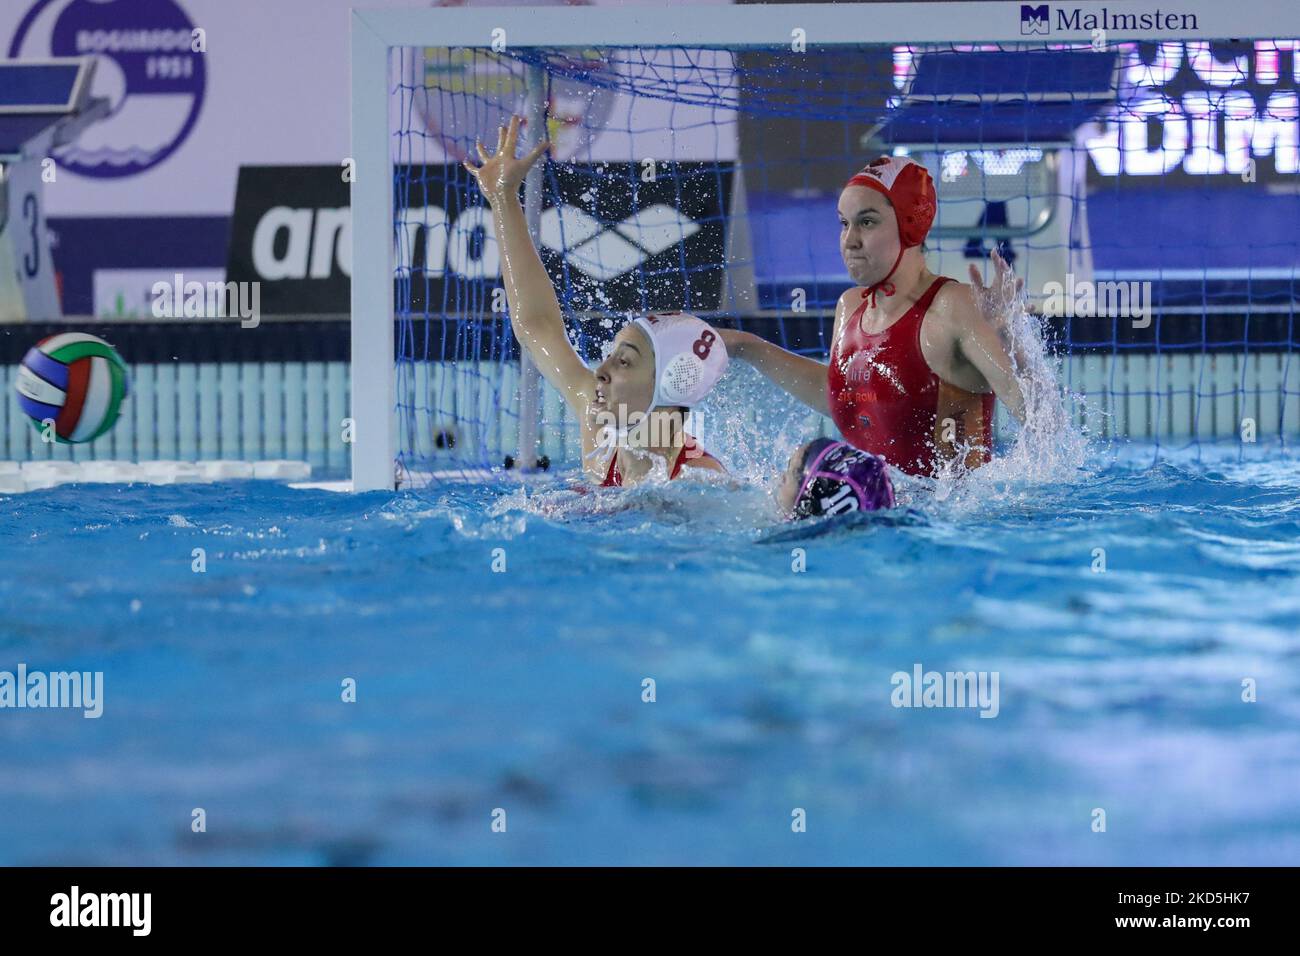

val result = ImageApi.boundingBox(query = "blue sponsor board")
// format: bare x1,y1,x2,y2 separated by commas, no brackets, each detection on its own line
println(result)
45,182,1299,329
748,185,1300,313
46,216,227,316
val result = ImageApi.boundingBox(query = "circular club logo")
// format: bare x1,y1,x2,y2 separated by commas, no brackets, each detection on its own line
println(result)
8,0,206,178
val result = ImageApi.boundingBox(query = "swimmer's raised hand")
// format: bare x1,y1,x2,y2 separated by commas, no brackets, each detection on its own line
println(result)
967,247,1024,335
462,114,550,207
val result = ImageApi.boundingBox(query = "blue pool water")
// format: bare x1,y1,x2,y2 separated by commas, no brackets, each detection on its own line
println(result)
2,444,1299,865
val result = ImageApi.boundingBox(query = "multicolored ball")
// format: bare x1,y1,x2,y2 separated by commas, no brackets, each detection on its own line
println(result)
15,333,130,443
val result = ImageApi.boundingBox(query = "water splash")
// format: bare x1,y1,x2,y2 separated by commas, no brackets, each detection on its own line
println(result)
932,266,1096,508
499,461,774,532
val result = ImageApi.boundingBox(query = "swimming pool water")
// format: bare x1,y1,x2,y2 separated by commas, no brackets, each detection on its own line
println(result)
2,445,1299,865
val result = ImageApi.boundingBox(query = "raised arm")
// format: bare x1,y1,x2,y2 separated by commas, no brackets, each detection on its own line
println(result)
462,116,594,411
967,249,1037,388
935,281,1028,424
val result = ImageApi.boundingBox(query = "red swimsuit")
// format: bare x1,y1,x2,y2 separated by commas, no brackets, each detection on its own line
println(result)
827,276,995,477
599,435,721,487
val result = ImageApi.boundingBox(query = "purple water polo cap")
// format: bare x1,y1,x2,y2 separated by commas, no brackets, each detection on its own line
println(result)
791,439,896,519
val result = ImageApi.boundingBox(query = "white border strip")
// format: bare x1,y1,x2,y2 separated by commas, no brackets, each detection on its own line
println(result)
354,1,1296,47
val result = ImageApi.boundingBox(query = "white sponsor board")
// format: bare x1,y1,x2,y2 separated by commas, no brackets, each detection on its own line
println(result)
2,0,738,218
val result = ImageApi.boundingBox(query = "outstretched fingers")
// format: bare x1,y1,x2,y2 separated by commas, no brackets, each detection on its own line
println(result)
524,138,551,166
988,248,1005,282
987,248,1024,297
499,115,525,157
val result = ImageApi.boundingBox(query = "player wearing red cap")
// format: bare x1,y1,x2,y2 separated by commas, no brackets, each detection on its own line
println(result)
722,156,1031,477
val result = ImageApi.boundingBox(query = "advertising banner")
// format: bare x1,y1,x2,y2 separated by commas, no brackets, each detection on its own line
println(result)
226,161,734,317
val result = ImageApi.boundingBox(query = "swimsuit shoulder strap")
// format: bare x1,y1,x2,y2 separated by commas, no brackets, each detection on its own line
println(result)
883,275,954,346
671,436,721,478
601,451,621,487
846,290,872,331
915,275,954,314
843,275,953,340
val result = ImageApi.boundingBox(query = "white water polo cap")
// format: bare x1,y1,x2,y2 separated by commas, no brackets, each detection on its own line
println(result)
631,312,729,411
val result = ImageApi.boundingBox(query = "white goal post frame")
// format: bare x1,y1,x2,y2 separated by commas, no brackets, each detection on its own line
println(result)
349,0,1294,491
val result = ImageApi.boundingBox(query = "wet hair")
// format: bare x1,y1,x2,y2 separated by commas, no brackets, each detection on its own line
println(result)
790,438,839,519
798,437,837,475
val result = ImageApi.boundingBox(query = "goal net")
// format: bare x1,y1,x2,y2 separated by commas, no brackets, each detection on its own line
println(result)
349,2,1300,490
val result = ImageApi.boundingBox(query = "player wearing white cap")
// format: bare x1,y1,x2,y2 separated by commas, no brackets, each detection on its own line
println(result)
464,116,727,486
